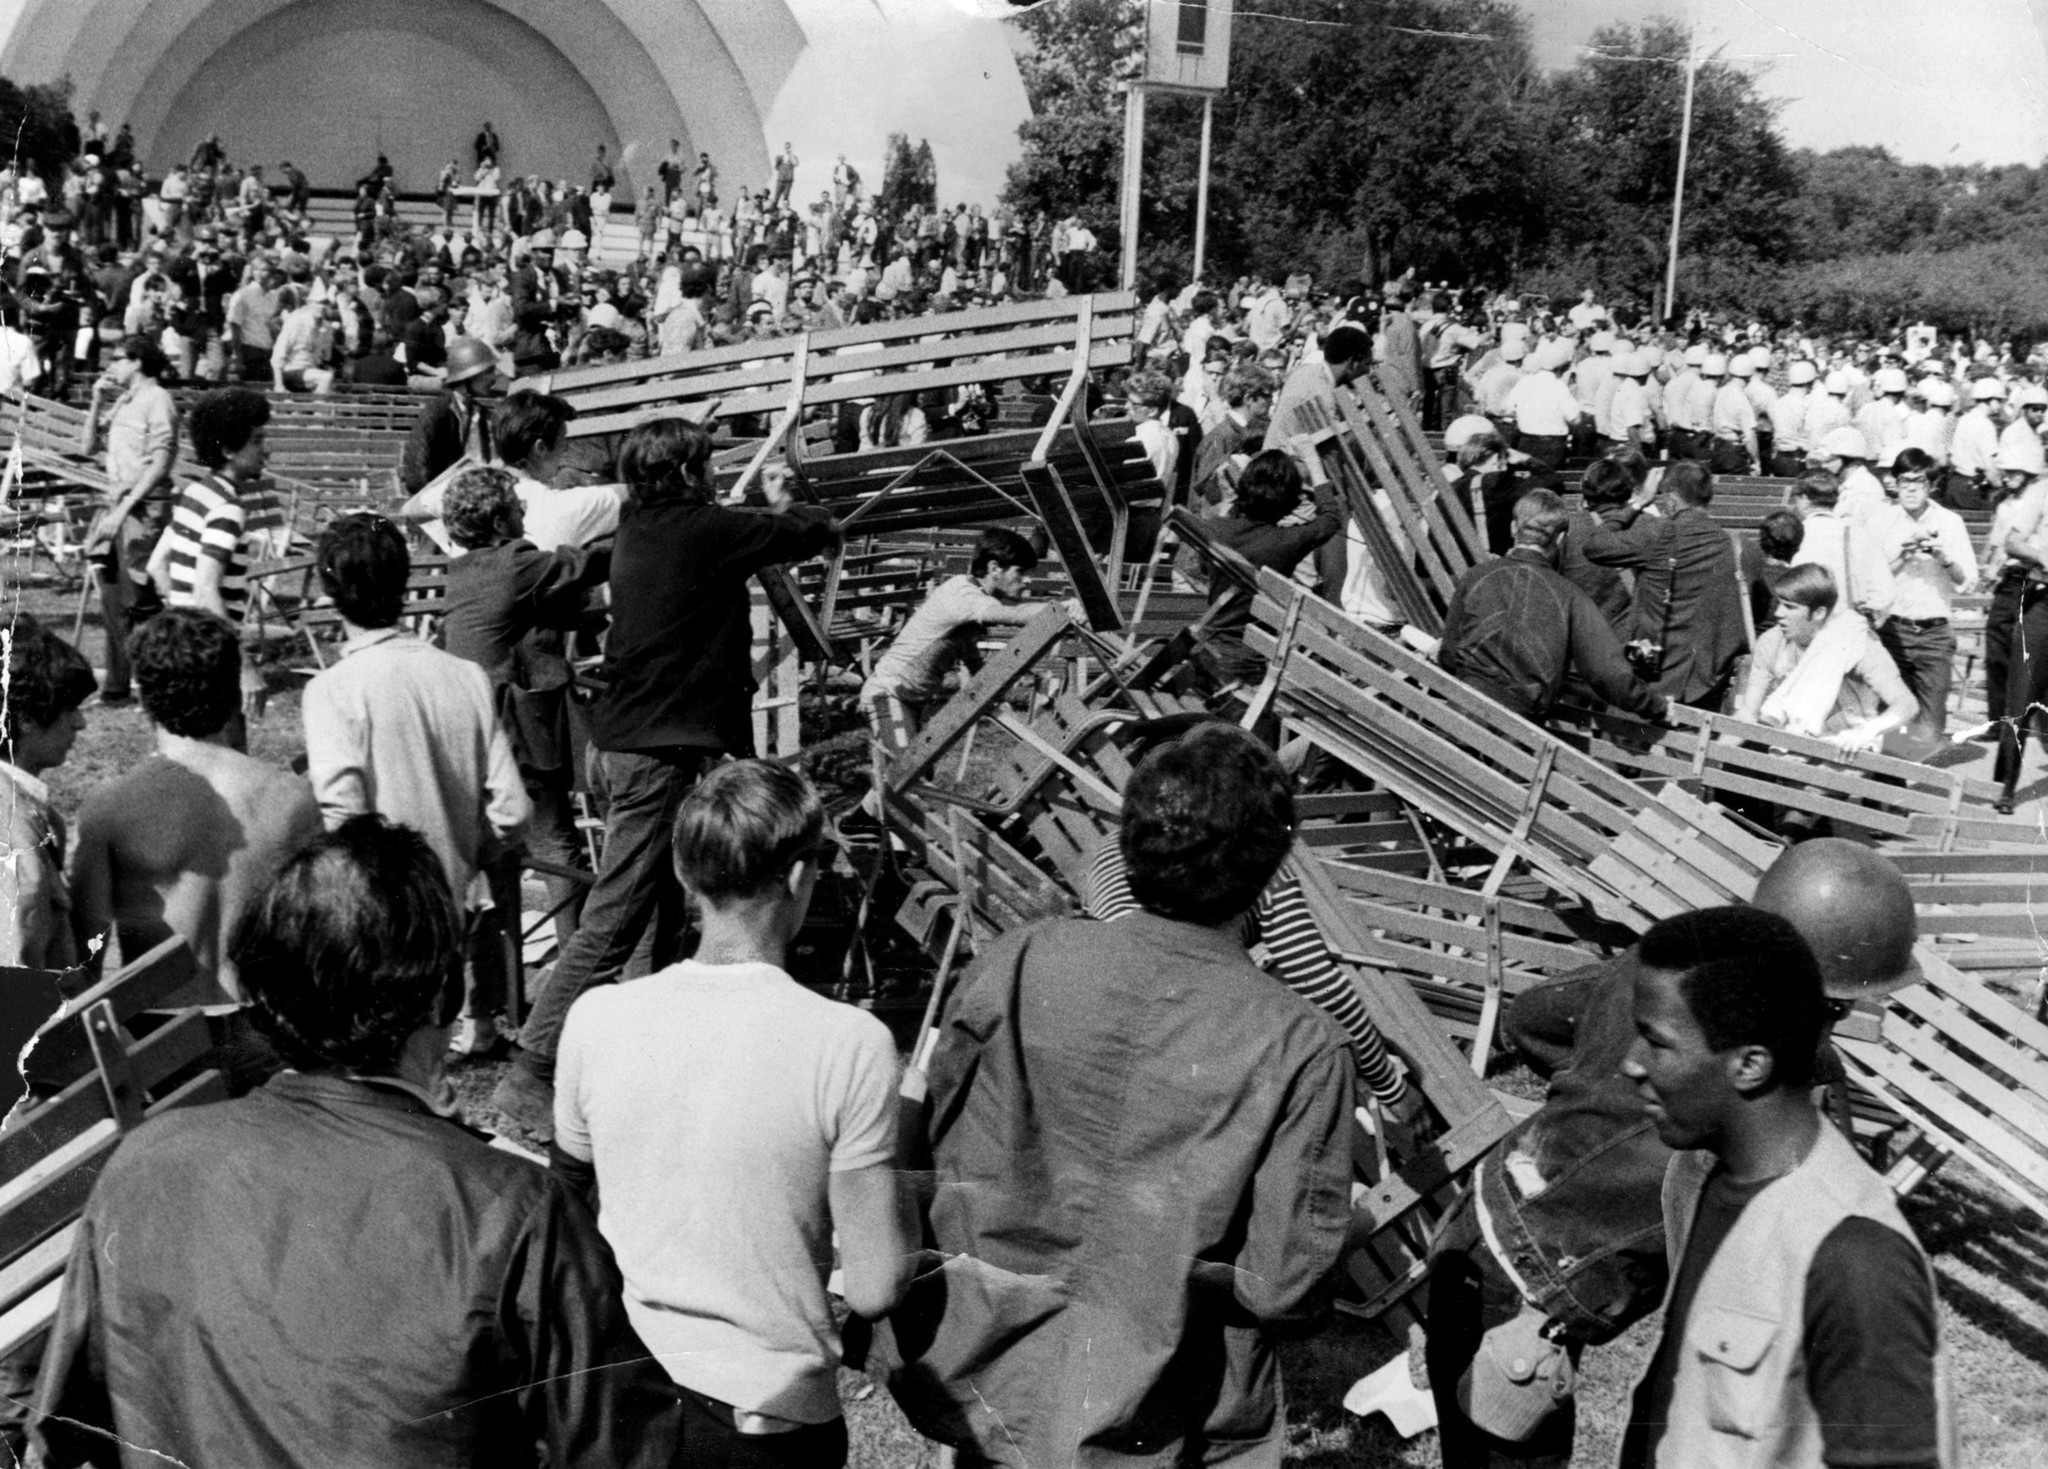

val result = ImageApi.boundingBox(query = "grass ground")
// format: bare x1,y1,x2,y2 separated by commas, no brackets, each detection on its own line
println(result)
10,561,2048,1465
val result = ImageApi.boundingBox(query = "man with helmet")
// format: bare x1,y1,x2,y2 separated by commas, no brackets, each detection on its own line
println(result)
1856,365,1912,463
1905,375,1955,467
1740,348,1778,466
1981,433,2048,758
1770,359,1820,475
1604,352,1654,454
1999,381,2048,471
1663,345,1706,460
1707,353,1758,474
1505,340,1583,472
1805,368,1854,451
1424,839,1931,1469
1946,375,2008,510
399,336,499,494
1991,430,2048,810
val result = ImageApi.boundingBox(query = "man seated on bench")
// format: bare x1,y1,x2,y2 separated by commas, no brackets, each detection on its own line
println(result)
30,815,685,1468
1732,562,1917,756
860,527,1063,749
1,615,96,971
68,609,322,1088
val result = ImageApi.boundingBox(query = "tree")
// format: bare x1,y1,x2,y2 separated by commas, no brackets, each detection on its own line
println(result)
878,132,938,217
1532,19,1801,312
1001,0,1130,250
0,75,78,187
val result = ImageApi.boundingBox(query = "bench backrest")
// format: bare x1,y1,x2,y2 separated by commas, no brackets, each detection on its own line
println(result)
550,292,1138,440
0,939,226,1359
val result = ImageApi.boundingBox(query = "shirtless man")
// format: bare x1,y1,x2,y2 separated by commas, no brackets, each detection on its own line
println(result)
68,608,320,1026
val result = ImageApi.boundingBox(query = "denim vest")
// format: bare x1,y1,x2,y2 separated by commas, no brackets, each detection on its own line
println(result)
1474,952,1675,1344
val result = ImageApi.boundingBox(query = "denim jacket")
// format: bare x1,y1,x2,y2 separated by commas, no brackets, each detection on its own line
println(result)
1474,950,1674,1344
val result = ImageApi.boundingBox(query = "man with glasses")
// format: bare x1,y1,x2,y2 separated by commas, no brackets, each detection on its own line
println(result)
1877,446,1975,741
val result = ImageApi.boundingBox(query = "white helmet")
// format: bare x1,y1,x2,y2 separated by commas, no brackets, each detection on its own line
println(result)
1921,379,1957,408
2017,382,2048,409
1591,330,1616,354
1972,376,2009,401
1998,433,2047,476
1700,352,1728,378
558,228,589,251
1501,338,1529,363
1728,355,1755,379
1822,370,1851,396
1445,414,1498,451
1683,343,1707,367
1749,347,1775,372
1787,360,1818,386
1874,366,1909,395
1819,426,1871,461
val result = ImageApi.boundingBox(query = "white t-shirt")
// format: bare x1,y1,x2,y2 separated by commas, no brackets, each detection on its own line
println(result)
516,476,622,553
555,961,898,1422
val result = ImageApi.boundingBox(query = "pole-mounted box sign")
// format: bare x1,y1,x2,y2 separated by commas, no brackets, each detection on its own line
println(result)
1141,0,1232,93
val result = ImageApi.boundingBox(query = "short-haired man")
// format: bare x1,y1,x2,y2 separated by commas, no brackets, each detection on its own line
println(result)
31,816,686,1467
1438,489,1668,727
554,761,912,1467
861,526,1052,746
79,334,178,703
1617,906,1948,1468
1584,460,1748,709
0,616,95,969
1786,466,1895,626
883,723,1355,1467
1732,563,1918,754
493,389,621,550
1877,446,1975,740
493,415,839,1133
222,256,283,382
1425,840,1929,1469
69,609,320,1030
302,513,531,1056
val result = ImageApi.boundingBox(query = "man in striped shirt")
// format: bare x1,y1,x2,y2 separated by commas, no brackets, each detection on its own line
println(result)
146,388,272,748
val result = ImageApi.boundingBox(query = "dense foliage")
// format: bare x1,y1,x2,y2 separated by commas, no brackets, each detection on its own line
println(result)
998,0,2048,337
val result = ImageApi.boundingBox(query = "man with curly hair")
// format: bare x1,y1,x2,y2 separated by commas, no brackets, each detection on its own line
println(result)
68,608,320,1028
882,722,1355,1469
30,816,686,1468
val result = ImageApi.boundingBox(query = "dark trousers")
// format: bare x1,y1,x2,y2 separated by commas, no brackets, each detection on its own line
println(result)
1706,438,1753,476
1770,450,1809,478
514,747,707,1066
1426,1203,1577,1469
1517,434,1567,472
1877,617,1955,738
524,773,591,953
1994,584,2048,793
1665,428,1703,462
677,1391,846,1469
1986,573,2025,739
1941,471,1988,513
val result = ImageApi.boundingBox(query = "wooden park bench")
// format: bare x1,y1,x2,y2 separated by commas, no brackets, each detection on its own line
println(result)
0,939,226,1362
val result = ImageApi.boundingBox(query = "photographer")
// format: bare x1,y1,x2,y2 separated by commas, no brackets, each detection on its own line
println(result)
1877,446,1975,740
16,209,93,397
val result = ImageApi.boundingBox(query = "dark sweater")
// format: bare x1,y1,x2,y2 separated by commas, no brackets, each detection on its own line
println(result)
594,497,838,754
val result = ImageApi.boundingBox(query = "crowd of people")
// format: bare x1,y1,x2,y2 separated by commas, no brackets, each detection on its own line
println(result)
0,108,1987,1469
0,120,1111,413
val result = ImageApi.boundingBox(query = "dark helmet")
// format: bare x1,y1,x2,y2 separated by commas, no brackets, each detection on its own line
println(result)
1752,838,1919,999
443,336,498,387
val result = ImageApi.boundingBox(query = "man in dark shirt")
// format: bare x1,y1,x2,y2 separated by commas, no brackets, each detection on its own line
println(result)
1206,447,1341,681
882,723,1354,1468
1616,906,1945,1469
1583,459,1748,709
1437,489,1666,726
492,415,839,1136
31,816,683,1469
1425,838,1929,1469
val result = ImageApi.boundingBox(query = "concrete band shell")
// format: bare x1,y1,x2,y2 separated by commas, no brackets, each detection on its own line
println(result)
0,0,1030,203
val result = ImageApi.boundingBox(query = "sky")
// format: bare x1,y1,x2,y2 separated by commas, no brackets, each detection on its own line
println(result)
1525,0,2048,166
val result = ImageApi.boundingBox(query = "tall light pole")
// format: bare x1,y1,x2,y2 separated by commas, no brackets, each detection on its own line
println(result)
1662,1,1702,324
